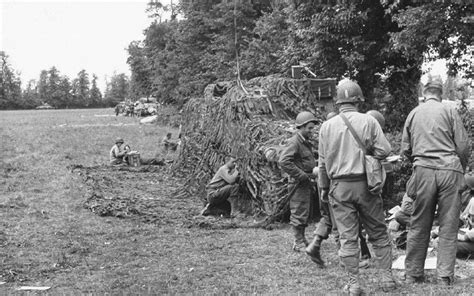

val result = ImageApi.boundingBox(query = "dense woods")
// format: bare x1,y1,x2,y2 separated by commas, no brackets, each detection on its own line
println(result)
127,0,472,130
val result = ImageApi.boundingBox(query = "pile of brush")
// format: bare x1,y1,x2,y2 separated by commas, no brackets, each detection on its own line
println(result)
174,75,333,225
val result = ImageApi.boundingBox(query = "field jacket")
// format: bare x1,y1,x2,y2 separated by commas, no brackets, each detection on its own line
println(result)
279,132,317,183
318,105,391,189
401,98,470,173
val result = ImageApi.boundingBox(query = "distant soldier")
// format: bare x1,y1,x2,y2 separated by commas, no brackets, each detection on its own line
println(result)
115,104,120,116
279,111,320,252
162,132,178,154
366,110,385,129
109,137,129,165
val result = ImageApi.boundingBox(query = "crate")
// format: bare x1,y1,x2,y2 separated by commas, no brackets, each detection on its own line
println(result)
128,151,141,167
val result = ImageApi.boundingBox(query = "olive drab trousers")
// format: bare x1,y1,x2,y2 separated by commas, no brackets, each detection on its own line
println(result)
314,196,335,239
405,167,463,278
329,179,392,274
289,180,318,227
207,184,239,206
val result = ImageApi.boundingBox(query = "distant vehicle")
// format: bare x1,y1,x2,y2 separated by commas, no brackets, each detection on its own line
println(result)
36,103,55,110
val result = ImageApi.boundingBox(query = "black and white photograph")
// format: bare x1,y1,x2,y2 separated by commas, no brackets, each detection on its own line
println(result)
1,0,473,294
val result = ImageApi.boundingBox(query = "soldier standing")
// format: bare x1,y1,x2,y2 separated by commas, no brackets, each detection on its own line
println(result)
402,73,470,285
318,79,395,295
279,111,319,252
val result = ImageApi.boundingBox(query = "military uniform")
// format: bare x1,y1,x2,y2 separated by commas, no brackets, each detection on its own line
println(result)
109,143,126,165
319,105,392,280
402,98,470,281
280,131,318,248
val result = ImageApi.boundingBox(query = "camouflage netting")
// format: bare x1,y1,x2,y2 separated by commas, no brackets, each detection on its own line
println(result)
173,75,335,225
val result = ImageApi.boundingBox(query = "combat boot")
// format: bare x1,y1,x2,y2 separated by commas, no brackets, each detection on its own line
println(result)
200,203,211,216
343,274,364,296
438,276,454,286
380,270,397,292
405,274,425,284
341,257,364,295
305,235,325,267
292,225,308,252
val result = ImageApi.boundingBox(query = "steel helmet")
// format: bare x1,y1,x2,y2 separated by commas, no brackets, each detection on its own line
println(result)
335,79,364,104
465,173,474,190
366,110,385,129
115,137,124,144
420,73,443,93
326,111,338,120
295,111,318,128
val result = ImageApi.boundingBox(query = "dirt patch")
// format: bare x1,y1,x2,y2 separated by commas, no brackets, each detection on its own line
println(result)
70,164,260,229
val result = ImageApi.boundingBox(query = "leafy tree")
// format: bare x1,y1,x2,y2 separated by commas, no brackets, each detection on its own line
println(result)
20,79,40,109
104,73,130,106
0,51,22,109
240,3,290,78
89,74,102,107
58,76,73,108
37,70,49,106
47,66,65,108
71,70,90,107
128,0,472,129
127,41,153,100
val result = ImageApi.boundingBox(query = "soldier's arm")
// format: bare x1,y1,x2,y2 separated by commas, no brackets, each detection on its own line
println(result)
452,110,471,170
401,113,414,161
279,140,307,182
318,127,330,190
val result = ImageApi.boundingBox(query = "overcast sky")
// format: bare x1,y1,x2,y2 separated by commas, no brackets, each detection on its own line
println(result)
1,0,171,92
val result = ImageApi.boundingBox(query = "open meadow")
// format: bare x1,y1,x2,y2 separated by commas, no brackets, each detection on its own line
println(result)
0,108,473,295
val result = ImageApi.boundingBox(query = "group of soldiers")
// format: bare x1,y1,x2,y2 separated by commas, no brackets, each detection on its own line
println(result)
108,132,179,166
201,74,471,295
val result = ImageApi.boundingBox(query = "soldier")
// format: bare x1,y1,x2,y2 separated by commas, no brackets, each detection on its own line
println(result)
306,112,372,269
279,111,320,252
402,73,470,285
366,110,385,129
201,156,240,217
109,137,129,165
318,79,395,295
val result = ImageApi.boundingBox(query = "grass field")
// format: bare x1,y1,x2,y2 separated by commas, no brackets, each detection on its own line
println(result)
0,108,473,295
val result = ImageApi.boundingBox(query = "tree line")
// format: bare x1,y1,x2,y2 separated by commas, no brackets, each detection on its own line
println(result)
0,51,130,110
127,0,472,130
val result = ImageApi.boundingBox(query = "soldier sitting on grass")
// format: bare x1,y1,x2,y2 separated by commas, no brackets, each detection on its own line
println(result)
109,137,130,166
162,132,178,153
201,156,240,217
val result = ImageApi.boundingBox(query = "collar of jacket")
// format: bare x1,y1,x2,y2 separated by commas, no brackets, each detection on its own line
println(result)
425,96,441,102
339,104,358,113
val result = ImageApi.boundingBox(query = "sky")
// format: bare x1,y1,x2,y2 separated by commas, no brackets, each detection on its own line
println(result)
0,0,171,92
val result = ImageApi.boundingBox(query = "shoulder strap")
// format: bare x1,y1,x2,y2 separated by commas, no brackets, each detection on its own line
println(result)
339,113,367,154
